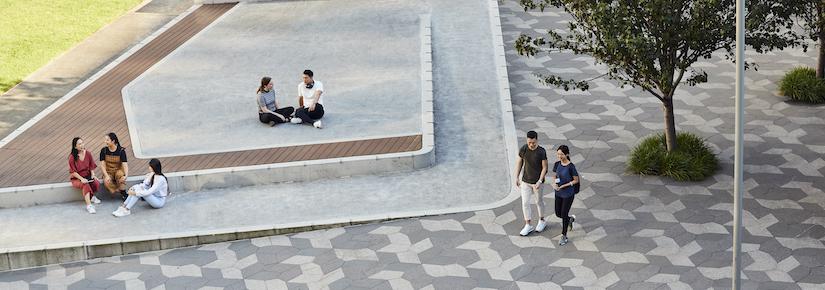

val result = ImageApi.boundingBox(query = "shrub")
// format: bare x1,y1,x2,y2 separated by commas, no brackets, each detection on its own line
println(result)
779,67,825,104
627,132,718,181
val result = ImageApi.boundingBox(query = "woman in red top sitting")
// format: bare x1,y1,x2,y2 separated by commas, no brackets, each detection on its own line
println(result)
69,137,101,214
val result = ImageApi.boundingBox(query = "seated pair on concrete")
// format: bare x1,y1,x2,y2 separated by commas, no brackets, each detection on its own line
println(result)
257,70,325,129
69,133,129,214
69,133,168,215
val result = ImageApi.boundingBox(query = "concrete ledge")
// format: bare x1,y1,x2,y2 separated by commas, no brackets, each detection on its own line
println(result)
159,236,199,250
45,245,86,265
121,239,161,255
1,215,403,271
8,247,47,270
0,250,9,271
86,239,123,259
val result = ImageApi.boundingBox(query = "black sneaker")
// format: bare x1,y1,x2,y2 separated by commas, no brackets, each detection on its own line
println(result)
120,190,128,201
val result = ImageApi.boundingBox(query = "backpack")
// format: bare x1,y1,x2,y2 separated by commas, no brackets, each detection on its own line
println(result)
553,161,580,194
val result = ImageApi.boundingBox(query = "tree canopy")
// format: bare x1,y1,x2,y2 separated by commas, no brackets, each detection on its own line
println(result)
515,0,801,151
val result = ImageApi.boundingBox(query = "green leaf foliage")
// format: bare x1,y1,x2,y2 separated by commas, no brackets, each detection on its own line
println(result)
515,0,800,100
627,132,718,181
779,67,825,103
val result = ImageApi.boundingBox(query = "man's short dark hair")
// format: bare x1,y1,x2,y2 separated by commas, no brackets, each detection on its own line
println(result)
526,131,538,139
303,70,313,78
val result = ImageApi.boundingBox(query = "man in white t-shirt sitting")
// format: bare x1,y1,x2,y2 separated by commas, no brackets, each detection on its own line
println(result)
290,69,325,129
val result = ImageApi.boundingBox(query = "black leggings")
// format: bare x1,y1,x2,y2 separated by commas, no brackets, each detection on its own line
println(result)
295,103,324,123
555,195,575,236
259,107,295,124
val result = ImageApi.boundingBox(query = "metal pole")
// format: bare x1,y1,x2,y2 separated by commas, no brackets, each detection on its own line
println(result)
732,0,746,288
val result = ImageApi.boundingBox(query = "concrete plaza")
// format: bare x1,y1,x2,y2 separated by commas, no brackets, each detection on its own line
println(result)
1,0,824,289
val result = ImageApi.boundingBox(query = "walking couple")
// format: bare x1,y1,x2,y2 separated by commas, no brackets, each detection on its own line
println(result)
514,130,580,246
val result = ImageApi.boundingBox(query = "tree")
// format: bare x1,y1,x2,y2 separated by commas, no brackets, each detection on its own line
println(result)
515,0,799,151
793,0,825,78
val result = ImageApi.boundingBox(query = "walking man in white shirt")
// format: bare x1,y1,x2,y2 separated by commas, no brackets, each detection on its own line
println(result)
291,69,325,128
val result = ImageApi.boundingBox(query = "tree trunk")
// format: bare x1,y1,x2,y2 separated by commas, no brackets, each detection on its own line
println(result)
663,99,678,152
818,1,825,79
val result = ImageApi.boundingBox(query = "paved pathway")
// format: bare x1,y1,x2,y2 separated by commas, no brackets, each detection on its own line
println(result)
2,1,825,289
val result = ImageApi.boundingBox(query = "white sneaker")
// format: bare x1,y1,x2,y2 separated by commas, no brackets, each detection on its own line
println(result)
86,205,96,214
91,196,101,204
519,224,534,236
313,120,323,129
535,219,547,232
112,207,131,217
290,117,303,124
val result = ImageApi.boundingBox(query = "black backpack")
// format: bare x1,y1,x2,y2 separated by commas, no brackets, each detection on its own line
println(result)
553,161,580,194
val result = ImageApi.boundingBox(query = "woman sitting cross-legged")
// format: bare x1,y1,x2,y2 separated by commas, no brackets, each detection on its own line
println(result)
112,158,168,217
257,76,295,126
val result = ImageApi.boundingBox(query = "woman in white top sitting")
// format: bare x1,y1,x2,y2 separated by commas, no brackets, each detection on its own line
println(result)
112,158,168,217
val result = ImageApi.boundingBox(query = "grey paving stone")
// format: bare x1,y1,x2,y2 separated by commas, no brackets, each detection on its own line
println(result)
800,266,825,284
284,283,309,290
163,276,209,289
85,279,122,290
67,280,95,290
0,267,46,282
158,248,218,267
742,270,771,282
338,261,378,280
627,282,662,290
756,281,802,290
606,281,633,290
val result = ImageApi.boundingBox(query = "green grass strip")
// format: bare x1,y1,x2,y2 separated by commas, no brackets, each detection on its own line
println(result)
0,0,142,93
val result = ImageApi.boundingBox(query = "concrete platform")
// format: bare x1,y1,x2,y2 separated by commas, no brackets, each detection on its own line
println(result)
0,2,435,208
0,0,516,270
124,0,426,158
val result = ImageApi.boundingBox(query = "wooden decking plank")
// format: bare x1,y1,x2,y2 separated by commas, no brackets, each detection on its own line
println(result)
226,151,251,167
343,140,366,157
348,139,375,156
379,137,400,154
296,144,321,161
405,135,423,151
306,142,336,161
392,136,412,153
231,149,262,167
325,142,352,160
337,140,363,157
272,146,299,163
280,145,306,163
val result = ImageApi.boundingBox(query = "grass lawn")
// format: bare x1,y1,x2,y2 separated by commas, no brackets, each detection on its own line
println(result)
0,0,142,94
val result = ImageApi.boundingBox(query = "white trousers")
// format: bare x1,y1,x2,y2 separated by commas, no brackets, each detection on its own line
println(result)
520,182,545,221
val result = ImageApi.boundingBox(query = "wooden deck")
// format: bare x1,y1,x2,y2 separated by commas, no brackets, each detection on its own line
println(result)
0,4,422,188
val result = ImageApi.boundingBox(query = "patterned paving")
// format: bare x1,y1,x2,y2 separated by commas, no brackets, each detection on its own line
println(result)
2,1,824,289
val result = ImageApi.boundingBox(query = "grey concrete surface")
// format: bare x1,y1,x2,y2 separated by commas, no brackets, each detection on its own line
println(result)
2,1,825,289
124,1,424,158
0,0,193,141
0,0,510,249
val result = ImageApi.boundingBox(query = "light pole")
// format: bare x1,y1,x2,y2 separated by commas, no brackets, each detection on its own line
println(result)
732,0,746,288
